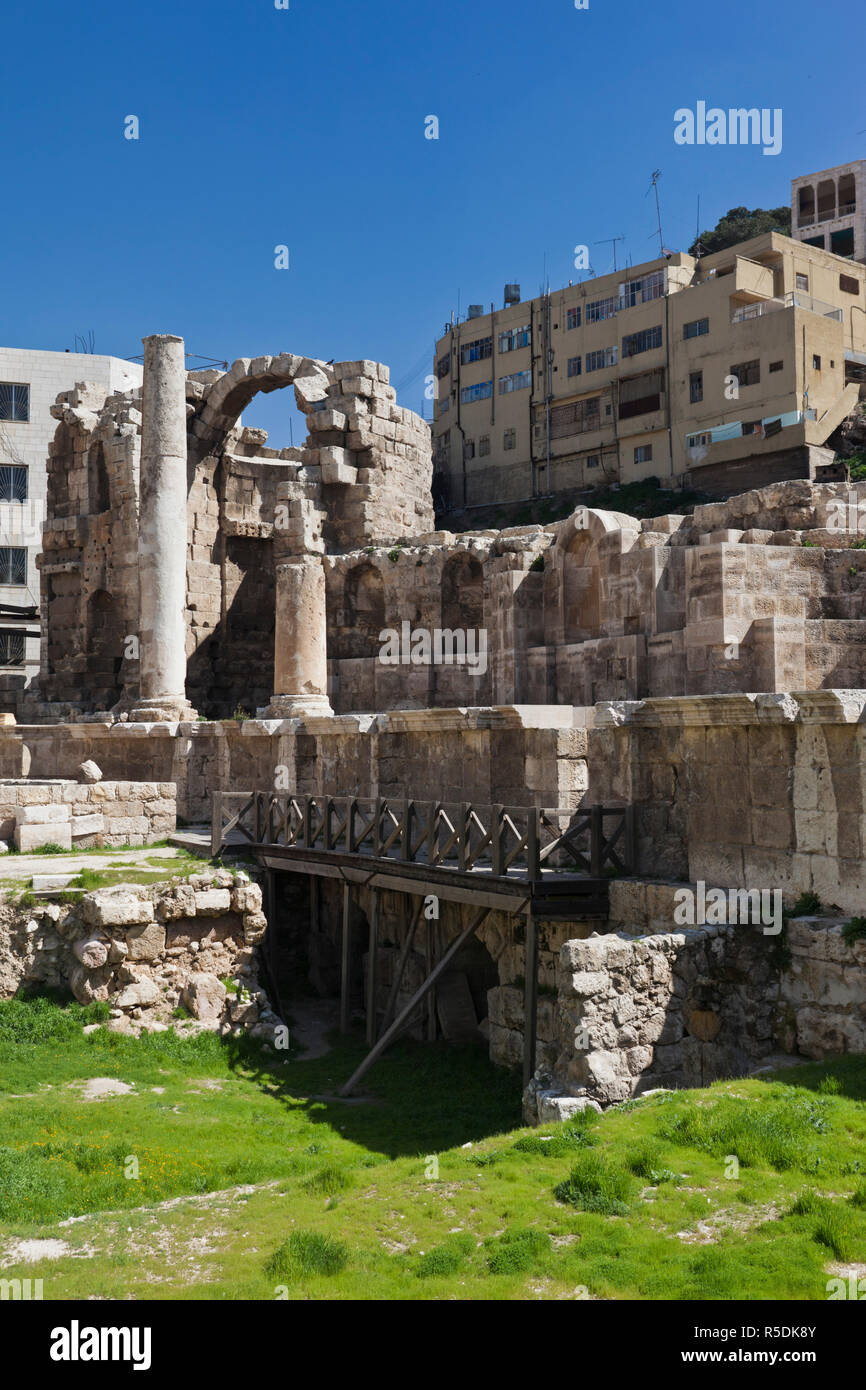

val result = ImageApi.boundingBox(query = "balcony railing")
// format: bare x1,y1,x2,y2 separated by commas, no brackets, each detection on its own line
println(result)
731,292,843,324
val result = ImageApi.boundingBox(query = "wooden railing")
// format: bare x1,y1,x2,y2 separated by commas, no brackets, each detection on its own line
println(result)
212,792,635,880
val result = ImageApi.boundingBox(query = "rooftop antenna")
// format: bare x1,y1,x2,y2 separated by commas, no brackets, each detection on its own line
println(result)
693,195,707,260
594,234,625,273
646,169,665,257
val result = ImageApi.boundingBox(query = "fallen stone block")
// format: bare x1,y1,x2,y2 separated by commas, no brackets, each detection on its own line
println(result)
82,886,155,929
115,979,160,1009
15,823,73,852
182,971,227,1022
71,813,105,839
79,760,103,783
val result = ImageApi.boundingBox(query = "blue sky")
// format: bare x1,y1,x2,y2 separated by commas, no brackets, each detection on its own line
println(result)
3,0,863,443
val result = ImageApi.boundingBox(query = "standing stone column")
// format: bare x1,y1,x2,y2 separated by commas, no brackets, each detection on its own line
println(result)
130,334,197,722
267,556,333,717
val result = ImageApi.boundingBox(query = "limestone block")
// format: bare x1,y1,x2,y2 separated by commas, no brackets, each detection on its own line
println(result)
319,446,358,486
157,884,197,920
72,813,105,839
194,889,232,916
72,935,110,970
115,978,160,1009
82,887,155,929
182,971,227,1022
16,804,71,825
15,823,72,851
79,760,103,783
126,921,167,962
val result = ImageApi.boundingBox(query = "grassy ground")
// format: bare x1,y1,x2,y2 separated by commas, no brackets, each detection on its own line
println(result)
1,995,865,1300
0,848,244,901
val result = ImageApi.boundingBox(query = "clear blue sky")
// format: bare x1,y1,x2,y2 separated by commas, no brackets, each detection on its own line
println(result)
3,0,863,444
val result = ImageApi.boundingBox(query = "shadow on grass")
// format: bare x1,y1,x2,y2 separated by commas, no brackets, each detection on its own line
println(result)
754,1054,866,1102
222,1027,523,1157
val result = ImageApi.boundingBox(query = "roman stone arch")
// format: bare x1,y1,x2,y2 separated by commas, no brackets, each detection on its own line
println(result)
188,353,336,462
441,551,484,631
334,562,386,660
549,506,640,646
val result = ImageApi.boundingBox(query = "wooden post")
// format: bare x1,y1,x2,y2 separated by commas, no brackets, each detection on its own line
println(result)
425,909,437,1040
366,888,380,1046
491,804,503,877
211,792,222,858
526,807,539,880
339,907,491,1097
523,908,538,1090
340,882,352,1034
380,895,423,1035
310,875,319,935
624,804,637,874
590,804,603,877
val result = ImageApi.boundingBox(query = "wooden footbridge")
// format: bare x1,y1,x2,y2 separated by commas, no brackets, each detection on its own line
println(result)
211,793,635,1094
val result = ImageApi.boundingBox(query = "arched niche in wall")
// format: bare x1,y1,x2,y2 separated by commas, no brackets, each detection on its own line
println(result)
441,552,484,631
334,562,386,660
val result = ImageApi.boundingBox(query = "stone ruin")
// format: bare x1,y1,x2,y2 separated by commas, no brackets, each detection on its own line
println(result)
0,331,865,1116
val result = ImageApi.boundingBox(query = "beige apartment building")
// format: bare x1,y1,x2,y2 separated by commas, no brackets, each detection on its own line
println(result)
431,233,866,507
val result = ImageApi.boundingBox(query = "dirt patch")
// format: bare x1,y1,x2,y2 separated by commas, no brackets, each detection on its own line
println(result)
1,1238,73,1265
69,1078,135,1102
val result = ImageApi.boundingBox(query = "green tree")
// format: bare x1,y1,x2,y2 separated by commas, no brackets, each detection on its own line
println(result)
689,205,791,256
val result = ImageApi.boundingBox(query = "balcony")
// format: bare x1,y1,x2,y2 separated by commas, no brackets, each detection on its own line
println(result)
731,292,843,324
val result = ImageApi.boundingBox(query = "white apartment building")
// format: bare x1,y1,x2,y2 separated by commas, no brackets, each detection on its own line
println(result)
0,347,142,688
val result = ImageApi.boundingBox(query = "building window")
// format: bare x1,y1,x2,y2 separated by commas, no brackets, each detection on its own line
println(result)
550,397,601,438
0,384,30,423
683,318,709,340
460,380,493,405
802,234,825,250
730,359,760,387
689,371,703,404
840,274,860,295
498,370,531,394
566,306,581,330
622,326,663,358
459,336,492,366
634,445,653,464
463,439,475,461
434,430,450,465
620,268,665,307
742,420,764,436
436,353,451,379
0,466,28,502
687,431,711,448
503,429,517,451
0,631,25,666
769,360,783,373
796,273,809,292
586,454,600,469
0,547,26,586
498,325,530,352
567,356,582,378
586,295,618,323
813,355,822,371
831,228,855,259
619,369,664,420
586,346,618,372
479,435,490,457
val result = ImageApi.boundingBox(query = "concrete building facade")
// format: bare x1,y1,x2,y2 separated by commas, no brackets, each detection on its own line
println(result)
0,346,141,691
791,158,865,264
431,233,866,510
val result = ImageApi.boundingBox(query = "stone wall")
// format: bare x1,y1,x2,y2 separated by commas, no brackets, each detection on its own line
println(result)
0,707,590,823
0,872,275,1041
528,912,866,1117
588,689,866,915
0,777,176,849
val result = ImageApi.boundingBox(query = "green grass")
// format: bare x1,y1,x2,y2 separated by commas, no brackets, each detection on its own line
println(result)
1,997,866,1300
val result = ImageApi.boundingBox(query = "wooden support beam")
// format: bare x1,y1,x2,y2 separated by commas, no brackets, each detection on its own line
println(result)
211,792,222,858
366,888,380,1046
339,906,490,1097
425,910,437,1041
340,882,352,1034
380,894,424,1036
522,908,538,1090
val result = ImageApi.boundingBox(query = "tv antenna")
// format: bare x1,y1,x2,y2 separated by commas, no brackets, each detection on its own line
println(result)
594,234,625,273
646,169,665,256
